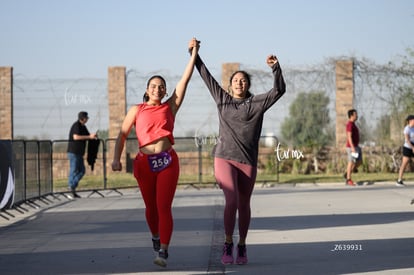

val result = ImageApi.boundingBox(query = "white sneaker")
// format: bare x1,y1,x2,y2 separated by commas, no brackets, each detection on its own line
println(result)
396,180,406,187
153,250,168,267
65,193,74,199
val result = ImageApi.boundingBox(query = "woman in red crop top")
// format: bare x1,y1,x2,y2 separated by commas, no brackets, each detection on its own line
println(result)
112,38,200,268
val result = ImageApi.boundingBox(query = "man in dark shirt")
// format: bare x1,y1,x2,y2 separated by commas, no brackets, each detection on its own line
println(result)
67,111,97,198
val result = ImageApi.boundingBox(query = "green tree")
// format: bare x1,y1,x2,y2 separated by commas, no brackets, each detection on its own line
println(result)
372,114,391,144
280,91,332,173
356,115,370,145
281,91,331,148
371,47,414,143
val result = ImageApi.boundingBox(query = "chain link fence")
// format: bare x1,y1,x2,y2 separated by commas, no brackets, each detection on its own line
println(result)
13,59,413,144
6,57,414,207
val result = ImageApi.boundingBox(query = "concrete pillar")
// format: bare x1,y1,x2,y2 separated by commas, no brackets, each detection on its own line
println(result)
108,67,126,139
0,67,13,140
222,63,240,89
335,60,354,148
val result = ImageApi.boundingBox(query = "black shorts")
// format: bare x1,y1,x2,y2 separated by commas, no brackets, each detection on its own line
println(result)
402,146,414,158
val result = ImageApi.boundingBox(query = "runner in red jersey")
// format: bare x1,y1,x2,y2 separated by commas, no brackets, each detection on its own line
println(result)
112,38,200,268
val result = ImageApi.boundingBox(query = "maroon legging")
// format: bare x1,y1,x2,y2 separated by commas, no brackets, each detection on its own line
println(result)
214,157,257,241
133,149,179,245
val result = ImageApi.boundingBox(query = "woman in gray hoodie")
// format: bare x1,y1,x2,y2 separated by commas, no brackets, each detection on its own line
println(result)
193,44,286,265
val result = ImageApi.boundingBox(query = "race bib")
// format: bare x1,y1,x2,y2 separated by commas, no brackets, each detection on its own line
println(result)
148,151,172,172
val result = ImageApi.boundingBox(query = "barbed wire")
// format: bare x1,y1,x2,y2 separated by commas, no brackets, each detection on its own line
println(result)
12,57,414,142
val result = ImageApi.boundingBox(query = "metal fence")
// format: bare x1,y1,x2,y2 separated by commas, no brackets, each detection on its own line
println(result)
6,136,279,206
12,140,53,204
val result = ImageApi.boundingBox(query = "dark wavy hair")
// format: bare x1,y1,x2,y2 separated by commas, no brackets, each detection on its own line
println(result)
228,70,252,97
143,75,167,102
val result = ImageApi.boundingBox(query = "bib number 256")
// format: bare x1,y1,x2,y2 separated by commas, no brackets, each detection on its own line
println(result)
148,152,172,172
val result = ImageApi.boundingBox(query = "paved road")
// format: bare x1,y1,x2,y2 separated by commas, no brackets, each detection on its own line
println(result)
1,182,414,274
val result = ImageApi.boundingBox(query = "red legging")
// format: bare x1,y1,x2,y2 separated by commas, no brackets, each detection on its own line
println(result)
214,157,257,241
133,149,179,245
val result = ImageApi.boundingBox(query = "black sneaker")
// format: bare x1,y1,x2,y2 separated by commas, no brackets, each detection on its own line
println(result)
154,250,168,267
152,238,160,252
72,190,81,198
396,180,405,187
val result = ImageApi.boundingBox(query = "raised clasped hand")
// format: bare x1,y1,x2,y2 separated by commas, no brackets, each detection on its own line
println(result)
188,37,200,52
266,55,278,67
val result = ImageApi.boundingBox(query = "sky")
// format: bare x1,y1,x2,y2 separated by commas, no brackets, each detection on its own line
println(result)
1,0,414,79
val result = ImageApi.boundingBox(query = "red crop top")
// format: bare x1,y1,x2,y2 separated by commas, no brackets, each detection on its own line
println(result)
135,103,175,148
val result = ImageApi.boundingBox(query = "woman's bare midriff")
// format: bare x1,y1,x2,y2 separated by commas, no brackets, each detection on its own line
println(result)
139,137,172,155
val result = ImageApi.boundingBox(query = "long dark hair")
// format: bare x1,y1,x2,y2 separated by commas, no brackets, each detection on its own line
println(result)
143,75,167,102
228,70,252,97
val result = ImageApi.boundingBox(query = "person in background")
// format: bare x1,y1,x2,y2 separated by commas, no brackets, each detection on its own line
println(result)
67,111,97,198
192,42,286,265
396,114,414,187
111,38,199,268
344,109,362,186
